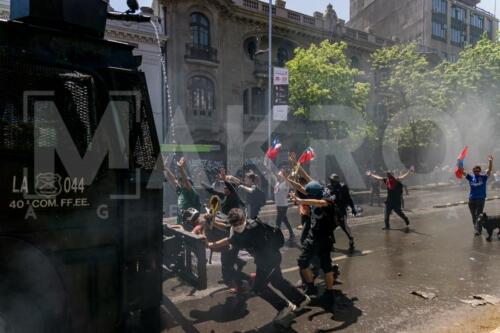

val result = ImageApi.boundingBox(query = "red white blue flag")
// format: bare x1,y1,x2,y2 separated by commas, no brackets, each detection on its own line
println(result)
265,137,282,160
298,147,315,165
455,146,468,179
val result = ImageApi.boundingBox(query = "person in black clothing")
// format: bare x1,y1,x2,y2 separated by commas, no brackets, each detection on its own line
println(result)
367,169,412,230
291,181,337,307
202,180,244,215
226,171,266,219
327,174,357,252
207,208,310,328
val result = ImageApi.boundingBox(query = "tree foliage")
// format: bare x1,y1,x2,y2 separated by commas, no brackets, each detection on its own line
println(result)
287,40,370,118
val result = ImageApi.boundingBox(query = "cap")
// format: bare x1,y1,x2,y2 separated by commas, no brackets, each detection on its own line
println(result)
329,173,339,180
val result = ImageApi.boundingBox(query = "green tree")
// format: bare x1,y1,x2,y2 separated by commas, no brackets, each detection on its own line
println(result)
370,43,446,171
287,40,370,118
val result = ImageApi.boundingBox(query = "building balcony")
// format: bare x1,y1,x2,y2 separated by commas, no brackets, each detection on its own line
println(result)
243,114,266,131
185,43,219,65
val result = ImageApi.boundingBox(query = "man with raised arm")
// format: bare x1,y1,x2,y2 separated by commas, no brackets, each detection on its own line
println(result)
367,168,412,231
163,157,201,225
457,155,493,235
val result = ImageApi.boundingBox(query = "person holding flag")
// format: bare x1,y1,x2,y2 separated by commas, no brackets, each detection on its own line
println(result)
455,146,468,179
457,153,493,235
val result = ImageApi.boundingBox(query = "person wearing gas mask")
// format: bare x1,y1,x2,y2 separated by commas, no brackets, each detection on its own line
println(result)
206,208,310,329
291,181,337,308
327,174,356,252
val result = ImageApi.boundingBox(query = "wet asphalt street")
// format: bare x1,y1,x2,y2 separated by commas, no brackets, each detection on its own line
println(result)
161,188,500,333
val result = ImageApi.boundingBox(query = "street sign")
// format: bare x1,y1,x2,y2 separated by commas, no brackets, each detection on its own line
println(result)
273,67,289,85
273,85,288,105
273,105,288,121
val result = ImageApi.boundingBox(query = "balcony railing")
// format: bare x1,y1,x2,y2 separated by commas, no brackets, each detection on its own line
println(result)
185,44,219,63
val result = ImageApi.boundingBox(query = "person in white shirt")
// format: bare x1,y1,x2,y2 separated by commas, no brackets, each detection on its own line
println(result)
274,169,295,241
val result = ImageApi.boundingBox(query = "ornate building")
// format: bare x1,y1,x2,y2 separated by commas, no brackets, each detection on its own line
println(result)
154,0,392,173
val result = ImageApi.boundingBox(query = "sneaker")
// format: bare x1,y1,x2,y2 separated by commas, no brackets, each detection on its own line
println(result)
273,303,297,328
474,231,481,236
382,226,390,230
348,239,355,253
304,284,318,296
405,218,410,226
297,295,311,307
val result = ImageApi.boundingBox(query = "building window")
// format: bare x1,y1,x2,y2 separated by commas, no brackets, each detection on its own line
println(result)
432,21,447,41
451,5,466,22
190,13,210,47
243,87,266,115
432,0,447,14
451,28,466,46
188,76,215,117
277,47,290,67
244,38,257,60
487,19,493,39
470,13,484,44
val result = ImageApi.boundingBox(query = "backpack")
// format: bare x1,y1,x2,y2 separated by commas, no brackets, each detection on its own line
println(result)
250,218,285,249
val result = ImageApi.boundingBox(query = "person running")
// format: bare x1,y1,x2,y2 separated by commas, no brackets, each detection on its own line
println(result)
291,181,337,308
457,155,493,235
163,157,201,226
367,168,412,231
207,208,310,328
273,168,295,242
327,174,356,252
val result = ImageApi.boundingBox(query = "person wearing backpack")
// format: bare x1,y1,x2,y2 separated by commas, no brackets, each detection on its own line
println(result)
206,208,310,329
291,181,337,308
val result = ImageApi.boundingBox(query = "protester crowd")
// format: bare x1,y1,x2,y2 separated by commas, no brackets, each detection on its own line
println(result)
162,146,496,328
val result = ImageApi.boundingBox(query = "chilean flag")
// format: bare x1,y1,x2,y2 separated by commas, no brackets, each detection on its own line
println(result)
265,137,282,160
298,147,315,165
454,146,468,179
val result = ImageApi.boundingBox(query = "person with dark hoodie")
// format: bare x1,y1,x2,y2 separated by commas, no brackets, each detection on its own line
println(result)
366,169,412,231
207,208,310,329
327,174,356,252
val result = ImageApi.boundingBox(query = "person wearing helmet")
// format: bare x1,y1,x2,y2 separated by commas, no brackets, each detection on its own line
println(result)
291,181,337,308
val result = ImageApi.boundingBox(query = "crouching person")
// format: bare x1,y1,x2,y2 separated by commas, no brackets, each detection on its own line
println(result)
292,181,337,308
206,208,310,328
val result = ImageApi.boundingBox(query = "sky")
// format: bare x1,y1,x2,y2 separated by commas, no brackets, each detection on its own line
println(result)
109,0,499,20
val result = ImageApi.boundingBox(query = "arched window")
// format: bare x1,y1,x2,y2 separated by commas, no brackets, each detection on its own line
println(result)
277,47,289,66
243,87,265,115
188,76,215,117
190,13,210,47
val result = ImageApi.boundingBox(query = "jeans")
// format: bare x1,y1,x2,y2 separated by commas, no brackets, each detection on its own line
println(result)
276,206,294,239
253,252,305,311
468,199,485,232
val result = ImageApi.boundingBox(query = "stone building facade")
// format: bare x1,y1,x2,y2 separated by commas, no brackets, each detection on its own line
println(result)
349,0,498,61
155,0,392,177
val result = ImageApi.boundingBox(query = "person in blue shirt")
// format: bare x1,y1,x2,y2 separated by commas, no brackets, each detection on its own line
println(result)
458,155,493,235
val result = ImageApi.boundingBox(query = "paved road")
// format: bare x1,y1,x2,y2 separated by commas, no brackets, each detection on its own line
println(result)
161,188,500,333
